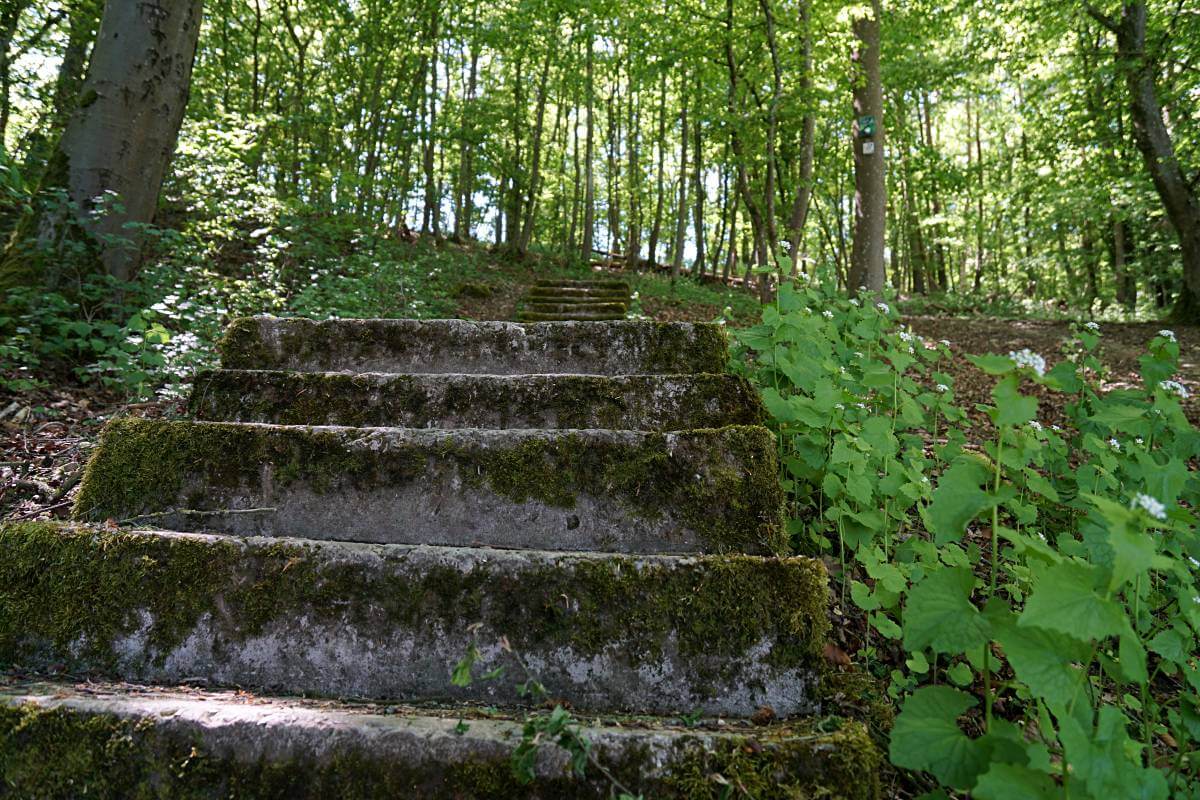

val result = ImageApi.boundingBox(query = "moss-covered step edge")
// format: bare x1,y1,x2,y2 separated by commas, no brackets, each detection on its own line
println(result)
0,523,829,715
73,419,785,555
517,312,627,322
189,370,767,431
0,681,880,800
524,302,629,314
526,288,631,300
218,317,726,376
534,279,630,289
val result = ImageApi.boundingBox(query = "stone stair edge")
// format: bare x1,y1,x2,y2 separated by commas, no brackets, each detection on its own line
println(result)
0,520,830,717
0,679,880,799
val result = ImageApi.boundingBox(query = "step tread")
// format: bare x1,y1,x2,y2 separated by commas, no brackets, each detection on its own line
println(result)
189,369,766,431
73,418,785,554
0,678,880,799
219,317,725,376
1,521,827,716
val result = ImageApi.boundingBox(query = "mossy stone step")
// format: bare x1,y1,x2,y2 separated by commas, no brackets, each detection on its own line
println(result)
517,312,627,322
524,302,629,315
0,680,880,799
74,418,785,554
526,287,631,300
190,370,765,431
1,523,827,716
219,317,726,375
534,279,630,290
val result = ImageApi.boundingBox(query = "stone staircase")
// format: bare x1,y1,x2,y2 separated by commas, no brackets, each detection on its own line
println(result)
0,317,879,798
517,279,631,321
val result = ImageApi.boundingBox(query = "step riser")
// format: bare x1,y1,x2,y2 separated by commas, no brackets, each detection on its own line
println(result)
517,312,627,322
1,524,827,716
74,419,785,554
524,303,628,314
534,280,629,290
219,318,726,375
526,290,631,301
190,371,766,431
0,687,879,799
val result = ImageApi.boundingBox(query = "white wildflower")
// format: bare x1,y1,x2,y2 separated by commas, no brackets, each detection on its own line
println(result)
855,402,867,409
1029,420,1042,431
849,298,860,307
939,339,951,348
1084,321,1100,332
822,310,834,319
936,383,950,393
835,403,845,410
899,331,913,342
1109,438,1121,451
1130,492,1167,521
1135,437,1144,446
1051,424,1062,431
876,302,890,314
1009,348,1047,377
908,346,916,355
854,351,864,359
1158,329,1177,342
1159,380,1190,399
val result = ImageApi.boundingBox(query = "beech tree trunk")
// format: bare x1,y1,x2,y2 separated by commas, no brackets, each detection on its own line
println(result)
1,0,203,294
847,0,885,295
581,34,595,261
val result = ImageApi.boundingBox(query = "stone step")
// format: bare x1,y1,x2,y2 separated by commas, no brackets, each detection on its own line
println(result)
534,278,630,290
524,302,629,315
1,522,828,716
0,679,880,799
189,370,765,431
219,317,726,375
74,418,784,554
526,287,631,300
517,311,627,322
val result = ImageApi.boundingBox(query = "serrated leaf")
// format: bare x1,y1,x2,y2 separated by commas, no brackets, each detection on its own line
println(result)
972,763,1058,800
992,374,1038,427
969,353,1016,375
889,686,988,790
927,458,993,543
1019,562,1125,643
903,567,990,655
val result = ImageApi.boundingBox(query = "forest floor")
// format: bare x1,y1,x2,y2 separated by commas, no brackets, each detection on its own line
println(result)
3,245,1197,525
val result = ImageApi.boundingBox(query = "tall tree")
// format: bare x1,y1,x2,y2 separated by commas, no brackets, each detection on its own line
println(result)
848,0,885,295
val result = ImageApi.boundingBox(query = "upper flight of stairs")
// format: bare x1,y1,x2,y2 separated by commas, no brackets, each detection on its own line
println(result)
0,316,880,798
517,278,632,321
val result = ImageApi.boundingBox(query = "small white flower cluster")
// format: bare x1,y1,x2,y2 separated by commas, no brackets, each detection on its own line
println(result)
1130,492,1167,521
899,331,913,342
1009,349,1047,377
849,298,860,307
1109,438,1121,451
1158,329,1177,342
1084,321,1100,332
940,339,951,348
876,302,890,314
822,310,835,319
1135,437,1144,446
1159,380,1190,399
1028,420,1042,431
936,383,950,393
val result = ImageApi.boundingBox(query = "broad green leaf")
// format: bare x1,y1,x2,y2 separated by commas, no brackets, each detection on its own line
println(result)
968,353,1016,375
927,458,992,543
993,615,1089,708
1019,562,1126,643
991,374,1038,427
903,567,989,655
972,763,1058,800
889,686,988,790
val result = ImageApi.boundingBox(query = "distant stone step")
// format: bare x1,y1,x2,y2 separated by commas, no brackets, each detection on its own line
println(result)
535,278,630,290
517,311,626,322
0,680,880,798
526,286,631,300
74,418,784,554
2,522,827,716
220,317,726,375
190,370,765,431
524,301,628,315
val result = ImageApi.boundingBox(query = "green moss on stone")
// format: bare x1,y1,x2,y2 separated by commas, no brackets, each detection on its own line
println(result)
215,317,271,369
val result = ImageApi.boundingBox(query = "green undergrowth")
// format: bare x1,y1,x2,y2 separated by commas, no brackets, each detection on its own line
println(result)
0,521,825,679
736,274,1200,796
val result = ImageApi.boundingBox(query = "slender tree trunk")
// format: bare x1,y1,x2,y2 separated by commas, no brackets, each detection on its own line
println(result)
671,87,688,281
785,0,815,273
581,33,595,261
421,10,441,235
847,0,885,295
518,46,553,254
647,70,667,267
692,88,705,276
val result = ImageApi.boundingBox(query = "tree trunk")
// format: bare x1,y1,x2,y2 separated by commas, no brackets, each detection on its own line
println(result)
671,87,688,281
581,34,595,261
1090,1,1200,320
647,70,667,267
517,46,553,254
1,0,203,294
785,0,815,273
847,0,885,296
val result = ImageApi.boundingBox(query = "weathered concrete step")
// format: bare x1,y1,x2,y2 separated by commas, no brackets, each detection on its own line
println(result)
517,311,626,322
0,680,880,799
74,418,784,554
535,278,630,290
190,370,765,431
524,302,629,315
1,523,828,716
219,317,726,375
526,287,630,300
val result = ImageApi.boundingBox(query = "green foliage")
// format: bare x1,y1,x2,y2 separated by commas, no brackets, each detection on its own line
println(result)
737,279,1200,796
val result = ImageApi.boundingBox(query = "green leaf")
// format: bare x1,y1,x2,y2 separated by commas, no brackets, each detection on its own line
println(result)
1018,562,1126,643
972,763,1058,800
993,614,1089,708
889,686,988,790
903,567,990,655
946,661,974,686
927,458,993,543
991,374,1038,427
969,353,1016,375
1057,706,1169,800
